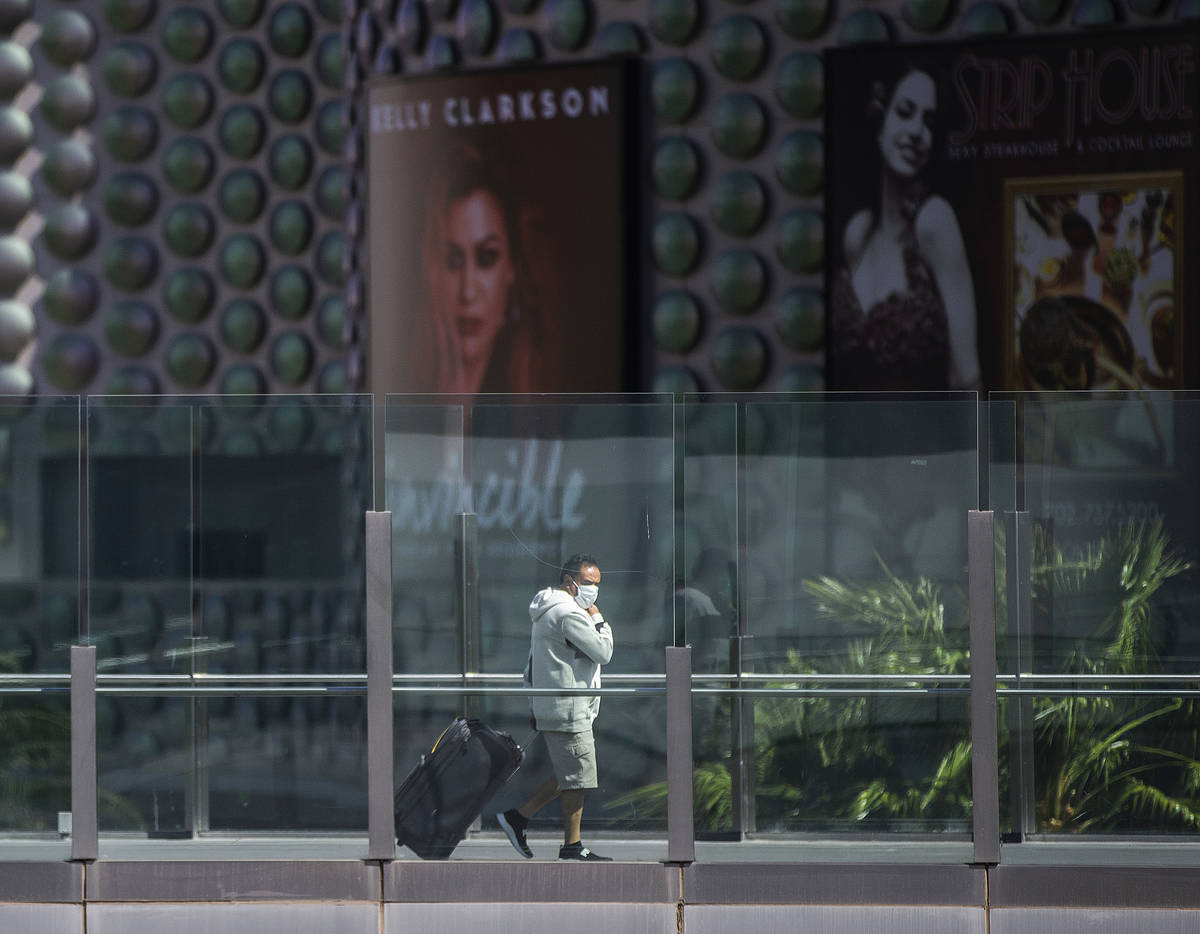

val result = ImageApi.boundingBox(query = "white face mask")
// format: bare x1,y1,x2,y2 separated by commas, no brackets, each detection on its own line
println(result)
573,583,599,610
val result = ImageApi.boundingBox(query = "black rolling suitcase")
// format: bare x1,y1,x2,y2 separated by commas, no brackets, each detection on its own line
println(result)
394,717,525,859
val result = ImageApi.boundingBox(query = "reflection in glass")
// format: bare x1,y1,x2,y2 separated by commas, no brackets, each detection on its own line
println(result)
206,696,367,831
85,395,373,837
0,695,71,832
384,397,675,678
679,394,977,836
997,393,1200,837
0,398,79,832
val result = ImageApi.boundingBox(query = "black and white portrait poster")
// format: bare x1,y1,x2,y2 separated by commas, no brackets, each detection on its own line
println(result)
366,61,635,395
826,28,1199,392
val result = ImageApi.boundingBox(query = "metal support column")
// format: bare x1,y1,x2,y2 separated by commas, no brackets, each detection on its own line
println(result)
666,645,695,863
366,511,395,860
70,644,97,861
968,510,1000,864
1005,510,1036,840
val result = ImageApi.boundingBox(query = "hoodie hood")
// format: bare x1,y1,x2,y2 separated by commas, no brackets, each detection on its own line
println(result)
529,586,574,620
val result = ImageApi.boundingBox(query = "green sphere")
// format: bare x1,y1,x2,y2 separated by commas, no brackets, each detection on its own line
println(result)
42,333,99,391
218,168,266,223
218,235,266,289
268,3,312,57
104,299,159,357
163,268,214,323
652,212,701,277
163,203,215,257
267,70,312,123
652,291,702,353
103,236,159,290
269,201,313,255
774,287,824,350
270,266,313,319
161,6,214,62
651,58,700,124
315,232,346,285
219,362,267,397
101,106,158,162
166,333,216,387
217,38,266,94
218,0,264,28
218,105,266,159
106,365,159,396
776,130,823,196
315,166,348,220
648,0,699,45
775,52,824,119
315,33,343,89
162,137,214,193
711,93,768,159
711,249,767,314
316,294,345,347
162,73,213,128
710,15,767,82
220,298,267,353
710,171,767,237
777,209,823,274
315,101,345,155
102,40,158,97
651,137,701,201
711,325,768,390
102,0,157,33
268,135,312,189
269,332,314,385
103,171,159,226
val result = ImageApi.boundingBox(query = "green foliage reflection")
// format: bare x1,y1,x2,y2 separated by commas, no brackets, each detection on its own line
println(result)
612,520,1200,836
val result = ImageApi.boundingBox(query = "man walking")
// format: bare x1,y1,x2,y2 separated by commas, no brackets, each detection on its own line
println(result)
496,554,614,861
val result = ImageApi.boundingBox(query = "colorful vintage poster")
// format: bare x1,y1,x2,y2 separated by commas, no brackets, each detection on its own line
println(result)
366,61,635,395
825,28,1199,392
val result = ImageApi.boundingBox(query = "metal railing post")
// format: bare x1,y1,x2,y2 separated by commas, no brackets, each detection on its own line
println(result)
968,510,1000,864
366,511,395,860
70,645,98,861
666,645,695,863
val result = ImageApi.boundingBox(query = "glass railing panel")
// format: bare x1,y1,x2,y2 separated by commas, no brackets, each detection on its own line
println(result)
86,394,373,837
682,393,980,841
392,688,668,858
0,396,80,836
383,395,676,679
86,394,372,677
998,391,1200,841
94,689,369,835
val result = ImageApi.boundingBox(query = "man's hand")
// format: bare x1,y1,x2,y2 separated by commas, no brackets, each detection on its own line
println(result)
586,604,601,617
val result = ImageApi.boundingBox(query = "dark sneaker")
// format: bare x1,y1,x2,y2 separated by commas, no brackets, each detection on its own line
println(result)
557,842,612,861
497,809,533,859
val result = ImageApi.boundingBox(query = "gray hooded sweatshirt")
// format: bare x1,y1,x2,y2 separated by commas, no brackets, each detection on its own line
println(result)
524,586,614,732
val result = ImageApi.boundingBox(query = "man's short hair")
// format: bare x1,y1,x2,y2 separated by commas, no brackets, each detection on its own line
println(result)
560,553,598,582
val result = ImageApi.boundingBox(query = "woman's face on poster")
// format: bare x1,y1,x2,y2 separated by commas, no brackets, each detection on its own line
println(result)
878,70,936,178
441,188,515,369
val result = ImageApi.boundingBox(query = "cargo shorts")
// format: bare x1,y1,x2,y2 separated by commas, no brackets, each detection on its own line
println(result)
543,727,598,790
